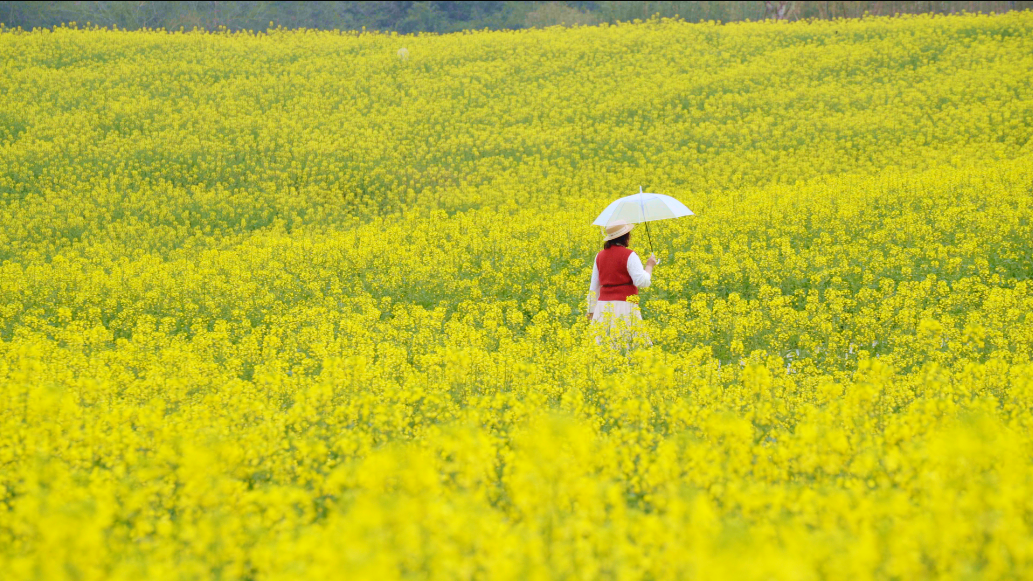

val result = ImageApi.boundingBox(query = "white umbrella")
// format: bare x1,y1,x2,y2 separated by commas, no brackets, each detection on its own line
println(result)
593,187,694,254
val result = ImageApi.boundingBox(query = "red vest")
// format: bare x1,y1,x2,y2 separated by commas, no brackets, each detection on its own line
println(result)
596,246,639,301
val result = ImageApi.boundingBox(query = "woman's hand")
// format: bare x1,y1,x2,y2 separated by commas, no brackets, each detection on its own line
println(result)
646,253,659,273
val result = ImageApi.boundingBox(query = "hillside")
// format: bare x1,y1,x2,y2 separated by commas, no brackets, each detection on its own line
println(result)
1,13,1033,579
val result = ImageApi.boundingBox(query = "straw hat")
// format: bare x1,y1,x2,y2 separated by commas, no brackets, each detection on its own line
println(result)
602,219,634,241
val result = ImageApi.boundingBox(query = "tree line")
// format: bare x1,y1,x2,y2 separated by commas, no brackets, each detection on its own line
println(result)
0,1,1029,34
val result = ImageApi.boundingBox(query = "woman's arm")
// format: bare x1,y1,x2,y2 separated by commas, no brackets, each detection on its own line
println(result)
587,259,600,319
627,252,653,288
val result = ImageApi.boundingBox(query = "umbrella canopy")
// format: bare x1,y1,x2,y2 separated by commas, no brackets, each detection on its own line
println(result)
592,187,694,226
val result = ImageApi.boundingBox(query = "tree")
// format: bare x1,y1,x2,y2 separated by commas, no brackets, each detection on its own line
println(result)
764,1,797,19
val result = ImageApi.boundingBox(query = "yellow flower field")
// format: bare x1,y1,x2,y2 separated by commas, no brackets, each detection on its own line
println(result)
1,11,1033,580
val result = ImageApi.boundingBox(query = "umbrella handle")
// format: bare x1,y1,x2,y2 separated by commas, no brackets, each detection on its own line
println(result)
637,186,655,256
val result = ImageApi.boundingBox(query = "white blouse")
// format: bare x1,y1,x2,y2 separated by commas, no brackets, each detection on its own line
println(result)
587,251,652,314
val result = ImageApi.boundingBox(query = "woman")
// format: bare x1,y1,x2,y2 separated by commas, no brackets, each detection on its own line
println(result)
586,220,658,346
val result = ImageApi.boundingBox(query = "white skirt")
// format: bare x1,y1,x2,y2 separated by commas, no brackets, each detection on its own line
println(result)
591,300,652,348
